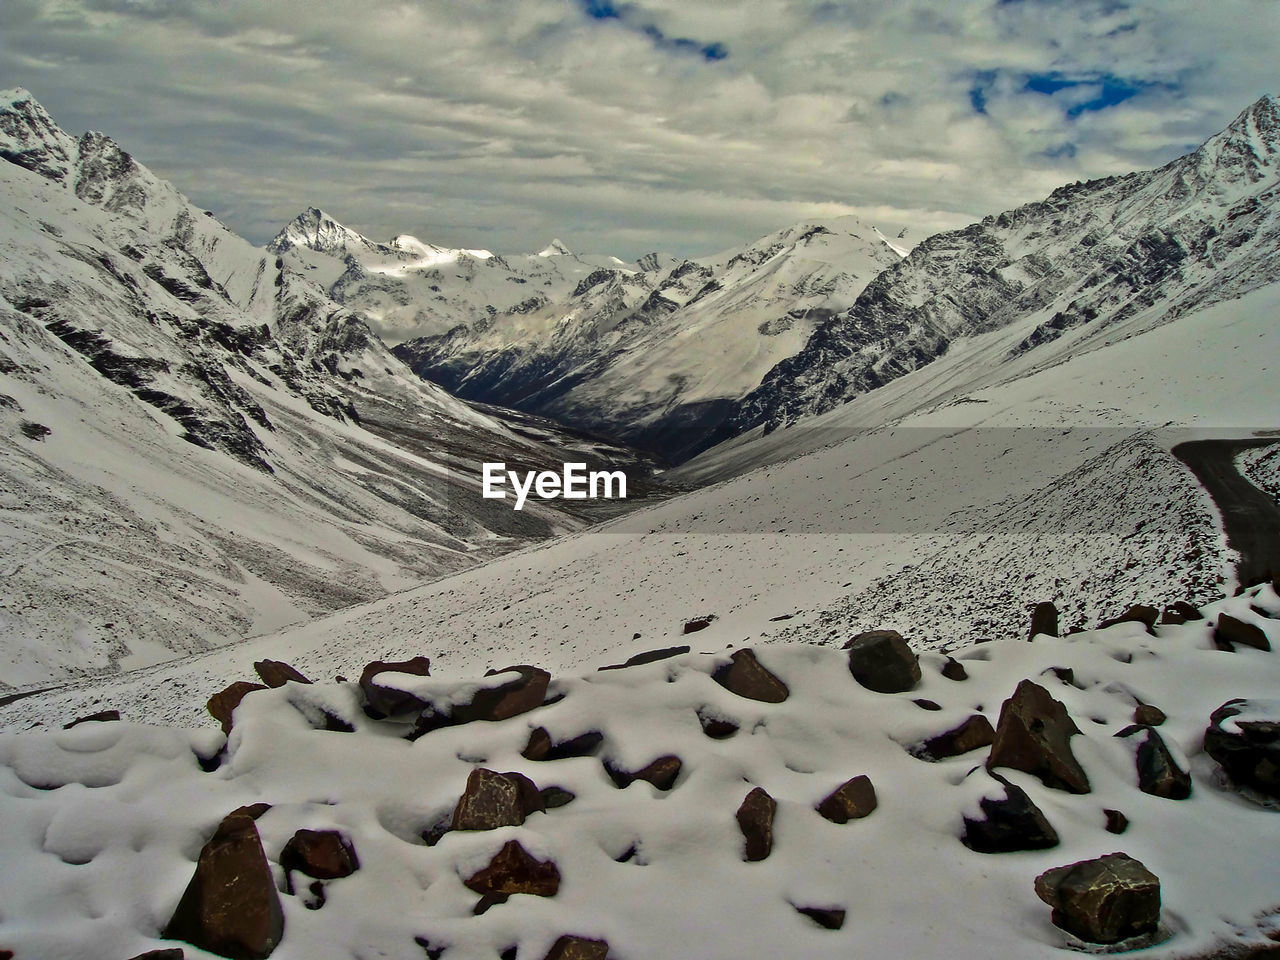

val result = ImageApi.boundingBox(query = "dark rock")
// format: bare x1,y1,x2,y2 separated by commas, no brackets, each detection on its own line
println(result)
736,787,777,861
358,656,432,718
451,768,544,831
1204,699,1280,798
961,775,1059,853
697,709,740,739
1160,601,1203,625
599,646,689,670
1099,605,1160,631
607,755,682,791
1046,666,1077,687
1133,704,1167,726
206,682,267,735
280,829,359,892
413,936,446,960
711,649,789,703
543,935,610,960
473,892,509,915
844,630,920,694
683,615,716,634
1104,809,1129,834
915,715,996,761
522,728,603,761
454,666,551,723
229,803,271,821
913,698,942,711
253,660,311,688
162,811,284,959
1034,852,1161,944
1029,601,1060,639
63,709,120,729
501,948,517,960
540,786,576,809
1214,614,1271,652
794,905,846,930
463,840,561,898
987,679,1091,793
816,775,877,823
941,657,968,681
126,951,185,960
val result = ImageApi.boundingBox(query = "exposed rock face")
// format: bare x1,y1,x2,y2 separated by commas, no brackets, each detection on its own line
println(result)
711,650,789,703
279,829,359,887
1116,725,1192,799
1214,614,1272,652
1029,602,1060,639
961,776,1059,853
915,714,996,761
253,660,311,688
162,811,284,959
543,935,610,960
736,787,777,862
844,630,920,694
464,840,561,898
1204,699,1280,798
1034,853,1161,944
816,775,877,823
206,682,266,735
522,728,604,761
987,679,1091,793
794,905,846,930
451,768,544,830
358,656,432,718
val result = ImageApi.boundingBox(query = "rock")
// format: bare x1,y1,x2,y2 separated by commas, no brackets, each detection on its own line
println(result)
915,715,996,761
413,936,446,960
844,630,920,694
599,646,689,670
162,811,284,959
1214,614,1272,652
1029,601,1060,639
543,935,610,959
126,951,185,960
252,660,310,688
1115,726,1191,799
229,803,271,821
455,665,551,722
279,829,359,892
913,698,942,711
522,728,603,761
63,709,120,729
794,905,846,930
816,775,877,823
540,786,576,809
206,681,267,735
961,775,1059,853
472,893,509,915
987,679,1091,794
463,840,561,898
1160,601,1203,625
697,709,739,739
1133,703,1166,726
1046,666,1077,687
1204,699,1280,798
941,657,968,681
1104,809,1129,834
711,649,789,703
736,787,777,862
451,768,544,831
1034,852,1161,944
1099,605,1160,631
607,755,682,791
358,656,432,718
683,615,716,634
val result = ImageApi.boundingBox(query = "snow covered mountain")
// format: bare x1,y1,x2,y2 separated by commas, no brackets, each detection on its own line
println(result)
0,89,654,686
394,219,903,461
713,95,1280,445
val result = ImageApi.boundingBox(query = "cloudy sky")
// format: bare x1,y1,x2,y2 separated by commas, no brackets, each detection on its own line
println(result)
3,0,1277,258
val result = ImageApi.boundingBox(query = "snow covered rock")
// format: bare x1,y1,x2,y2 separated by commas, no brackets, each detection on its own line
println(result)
736,786,777,861
815,775,877,823
914,714,996,761
451,768,544,831
252,660,311,689
711,649,790,703
279,828,360,905
1034,852,1161,944
960,774,1060,854
987,679,1091,793
463,840,561,899
1214,613,1272,652
1115,724,1192,800
843,629,921,694
1204,699,1280,799
543,935,609,960
206,681,267,735
358,657,433,719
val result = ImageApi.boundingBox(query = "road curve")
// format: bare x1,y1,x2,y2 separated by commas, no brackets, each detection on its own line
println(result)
1173,437,1280,588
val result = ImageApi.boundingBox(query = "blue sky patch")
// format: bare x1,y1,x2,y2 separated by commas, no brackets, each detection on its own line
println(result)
578,0,728,61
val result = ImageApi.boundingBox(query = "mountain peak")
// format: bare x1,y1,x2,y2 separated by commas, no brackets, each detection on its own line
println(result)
267,206,379,255
538,238,573,257
0,87,80,184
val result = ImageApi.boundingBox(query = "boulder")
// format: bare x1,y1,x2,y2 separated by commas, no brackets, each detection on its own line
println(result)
736,787,777,862
279,829,359,890
1204,699,1280,799
162,811,284,959
1099,605,1160,631
606,755,682,791
697,709,739,739
1133,703,1166,726
816,775,877,823
1034,852,1161,944
252,660,310,688
1160,601,1203,625
941,657,968,681
1115,725,1191,800
599,645,689,670
522,727,604,761
1214,614,1272,652
961,775,1059,853
358,656,432,718
1029,601,1060,639
543,935,610,960
456,665,551,722
987,679,1091,794
915,715,995,761
451,768,544,831
1104,809,1129,834
711,649,789,703
844,630,920,694
206,682,266,735
463,840,561,898
63,709,120,729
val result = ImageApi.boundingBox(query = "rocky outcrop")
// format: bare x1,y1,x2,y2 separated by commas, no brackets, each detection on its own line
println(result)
1034,853,1161,944
844,630,920,693
987,679,1091,793
712,650,789,703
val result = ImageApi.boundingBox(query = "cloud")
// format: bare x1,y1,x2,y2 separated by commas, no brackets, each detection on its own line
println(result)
1,0,1276,258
